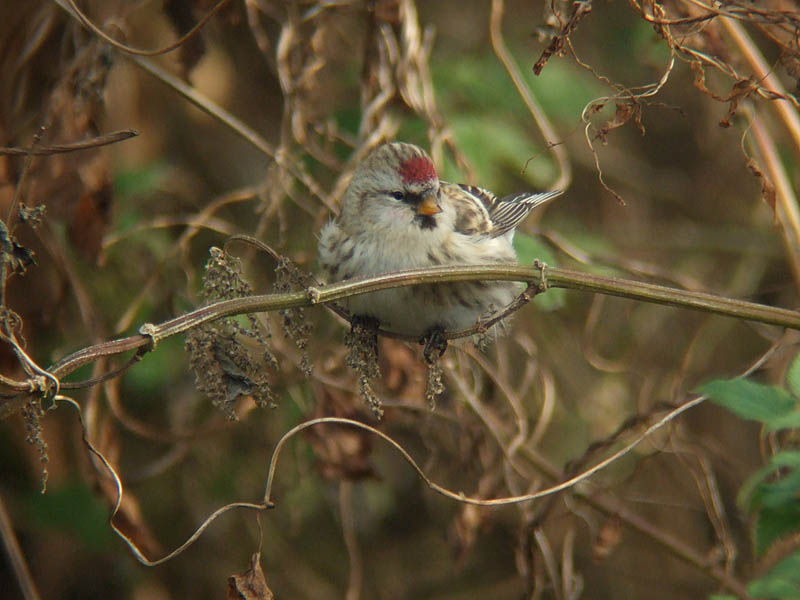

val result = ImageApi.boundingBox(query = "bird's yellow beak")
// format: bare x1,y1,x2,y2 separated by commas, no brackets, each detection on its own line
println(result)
417,191,442,216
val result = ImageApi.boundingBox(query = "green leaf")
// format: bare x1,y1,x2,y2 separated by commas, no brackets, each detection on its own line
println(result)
739,451,800,511
709,595,737,600
767,411,800,431
699,379,796,425
756,502,800,556
769,452,800,468
787,352,800,399
748,550,800,599
513,232,565,311
757,470,800,510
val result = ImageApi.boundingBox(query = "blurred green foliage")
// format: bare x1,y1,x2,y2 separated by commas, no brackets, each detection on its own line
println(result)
24,481,115,552
701,356,800,598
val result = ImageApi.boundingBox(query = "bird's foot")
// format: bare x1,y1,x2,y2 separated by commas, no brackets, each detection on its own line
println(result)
421,327,448,366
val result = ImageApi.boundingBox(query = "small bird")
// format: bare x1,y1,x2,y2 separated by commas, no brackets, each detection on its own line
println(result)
318,142,562,341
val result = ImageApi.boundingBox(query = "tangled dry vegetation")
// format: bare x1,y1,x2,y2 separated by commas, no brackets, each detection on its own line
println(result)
1,0,800,598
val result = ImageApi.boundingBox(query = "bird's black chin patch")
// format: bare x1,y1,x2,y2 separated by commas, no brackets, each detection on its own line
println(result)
415,214,437,230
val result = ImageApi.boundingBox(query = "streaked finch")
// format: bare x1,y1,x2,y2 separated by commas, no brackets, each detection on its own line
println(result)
318,142,562,339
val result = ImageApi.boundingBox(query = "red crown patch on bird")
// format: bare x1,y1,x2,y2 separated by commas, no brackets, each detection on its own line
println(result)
399,156,437,184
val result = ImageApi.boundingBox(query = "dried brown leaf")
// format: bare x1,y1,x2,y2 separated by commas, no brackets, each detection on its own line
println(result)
593,514,623,563
746,157,778,217
227,554,274,600
534,0,592,75
594,101,644,143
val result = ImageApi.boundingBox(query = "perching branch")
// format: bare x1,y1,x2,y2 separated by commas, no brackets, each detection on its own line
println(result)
0,261,790,399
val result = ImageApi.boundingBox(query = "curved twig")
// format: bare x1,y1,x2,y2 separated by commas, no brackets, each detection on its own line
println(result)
60,0,232,57
66,404,708,565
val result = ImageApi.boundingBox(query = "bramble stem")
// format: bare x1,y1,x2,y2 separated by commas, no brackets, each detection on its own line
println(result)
24,263,797,390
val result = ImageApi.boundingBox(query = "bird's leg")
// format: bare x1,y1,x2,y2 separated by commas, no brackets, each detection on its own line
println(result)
350,314,381,333
421,326,448,365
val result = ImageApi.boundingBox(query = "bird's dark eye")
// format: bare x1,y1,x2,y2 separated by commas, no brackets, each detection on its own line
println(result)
391,191,405,201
